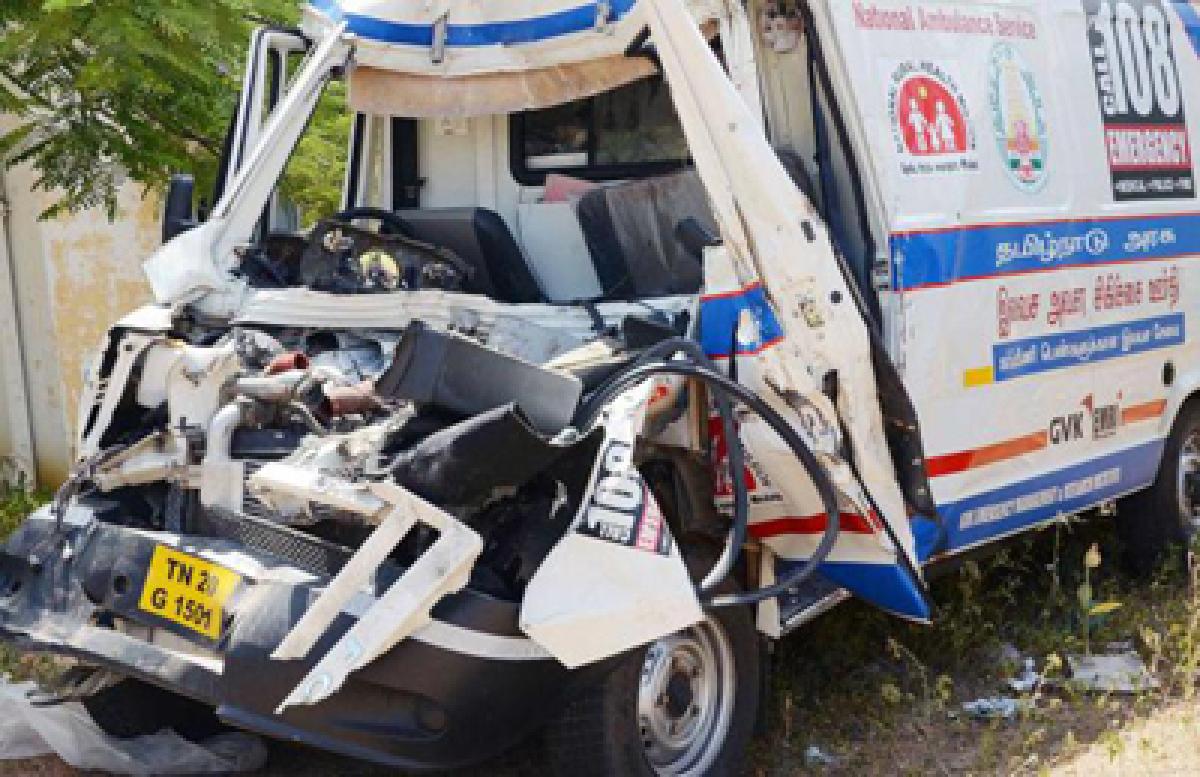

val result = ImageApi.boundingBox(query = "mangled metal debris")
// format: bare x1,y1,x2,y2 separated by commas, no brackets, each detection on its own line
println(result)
253,469,482,711
0,0,920,763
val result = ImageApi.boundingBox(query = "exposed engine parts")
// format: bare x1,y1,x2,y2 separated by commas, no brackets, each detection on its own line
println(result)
70,308,667,607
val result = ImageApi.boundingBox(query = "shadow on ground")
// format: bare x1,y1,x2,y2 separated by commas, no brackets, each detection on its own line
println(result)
2,497,1198,776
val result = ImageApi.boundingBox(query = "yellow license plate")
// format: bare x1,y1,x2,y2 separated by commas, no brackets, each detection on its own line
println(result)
138,546,241,640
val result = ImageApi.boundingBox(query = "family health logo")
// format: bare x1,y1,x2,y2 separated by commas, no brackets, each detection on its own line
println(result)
887,60,979,176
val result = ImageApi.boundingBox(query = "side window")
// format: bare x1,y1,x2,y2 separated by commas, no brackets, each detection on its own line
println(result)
510,76,690,183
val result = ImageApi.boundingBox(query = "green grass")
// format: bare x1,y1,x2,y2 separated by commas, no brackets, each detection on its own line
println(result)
754,515,1200,775
0,485,56,683
0,485,46,538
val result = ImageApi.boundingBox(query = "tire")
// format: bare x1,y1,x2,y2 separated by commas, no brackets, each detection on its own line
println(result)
542,603,760,777
1118,401,1200,576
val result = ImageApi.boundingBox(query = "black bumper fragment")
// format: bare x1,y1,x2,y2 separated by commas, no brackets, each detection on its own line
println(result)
0,505,578,771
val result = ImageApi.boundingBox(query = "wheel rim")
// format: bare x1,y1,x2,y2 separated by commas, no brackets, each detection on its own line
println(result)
637,617,736,776
1178,430,1200,535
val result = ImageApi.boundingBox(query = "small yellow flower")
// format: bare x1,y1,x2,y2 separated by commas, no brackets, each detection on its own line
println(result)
1084,543,1102,569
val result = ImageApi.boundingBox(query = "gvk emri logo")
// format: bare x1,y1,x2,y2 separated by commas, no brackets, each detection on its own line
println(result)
1049,411,1087,444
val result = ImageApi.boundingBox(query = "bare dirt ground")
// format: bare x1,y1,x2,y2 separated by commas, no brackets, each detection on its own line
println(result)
1048,701,1200,776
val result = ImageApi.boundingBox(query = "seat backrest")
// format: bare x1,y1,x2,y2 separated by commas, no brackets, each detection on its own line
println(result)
575,170,714,299
574,152,818,301
397,208,546,303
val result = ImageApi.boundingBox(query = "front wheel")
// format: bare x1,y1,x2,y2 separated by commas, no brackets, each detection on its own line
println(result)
543,606,760,777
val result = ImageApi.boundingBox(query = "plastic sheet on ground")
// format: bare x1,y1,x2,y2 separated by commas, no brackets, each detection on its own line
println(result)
1066,651,1160,694
0,679,267,774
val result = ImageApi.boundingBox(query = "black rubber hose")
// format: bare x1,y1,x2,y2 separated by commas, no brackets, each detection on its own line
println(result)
590,338,749,595
578,356,842,608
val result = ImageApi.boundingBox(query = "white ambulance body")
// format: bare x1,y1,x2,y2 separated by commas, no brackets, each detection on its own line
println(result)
827,0,1199,564
844,0,1200,551
293,0,1200,590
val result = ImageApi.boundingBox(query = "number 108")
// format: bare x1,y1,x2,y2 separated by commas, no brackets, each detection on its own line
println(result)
1092,0,1181,119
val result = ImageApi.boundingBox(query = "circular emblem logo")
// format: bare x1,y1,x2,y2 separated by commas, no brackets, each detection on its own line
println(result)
895,74,968,156
988,43,1048,193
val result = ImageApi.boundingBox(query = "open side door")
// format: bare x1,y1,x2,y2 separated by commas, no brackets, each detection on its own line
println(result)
214,28,311,234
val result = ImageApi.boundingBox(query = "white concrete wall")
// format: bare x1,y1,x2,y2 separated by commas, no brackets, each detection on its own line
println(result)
0,122,159,488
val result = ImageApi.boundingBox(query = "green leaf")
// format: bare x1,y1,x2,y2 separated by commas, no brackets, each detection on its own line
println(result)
2,0,305,219
41,0,94,9
1077,582,1093,610
1088,602,1123,617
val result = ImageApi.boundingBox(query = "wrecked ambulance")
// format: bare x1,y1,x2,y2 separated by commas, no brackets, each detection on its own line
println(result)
4,0,1200,773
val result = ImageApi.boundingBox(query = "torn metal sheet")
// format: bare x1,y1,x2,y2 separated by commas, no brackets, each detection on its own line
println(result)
643,0,928,619
521,380,704,668
249,465,483,712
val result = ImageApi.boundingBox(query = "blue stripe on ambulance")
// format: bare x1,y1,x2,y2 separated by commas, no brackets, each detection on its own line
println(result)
308,0,638,47
700,284,932,621
773,441,1163,621
991,313,1185,382
939,439,1164,552
698,284,785,359
1171,1,1200,58
890,212,1200,291
775,557,932,622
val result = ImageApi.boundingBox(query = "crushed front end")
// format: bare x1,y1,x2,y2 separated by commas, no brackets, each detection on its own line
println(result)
0,297,706,768
0,502,575,769
0,0,941,769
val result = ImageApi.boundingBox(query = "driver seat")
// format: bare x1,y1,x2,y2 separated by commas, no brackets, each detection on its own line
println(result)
397,208,546,304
